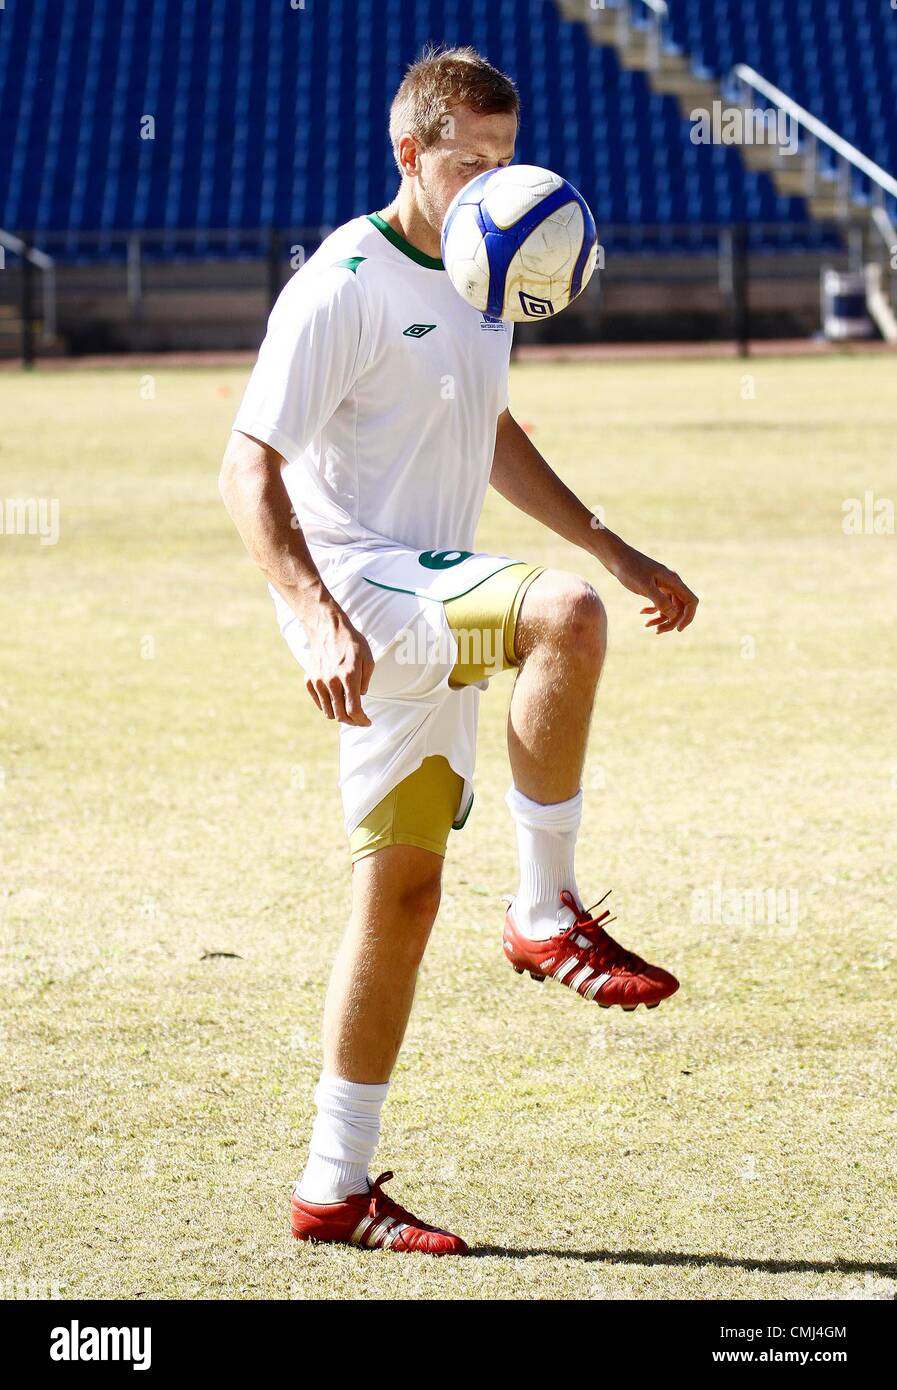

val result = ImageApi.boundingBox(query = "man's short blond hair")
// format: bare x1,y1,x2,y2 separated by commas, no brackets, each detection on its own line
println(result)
389,45,519,171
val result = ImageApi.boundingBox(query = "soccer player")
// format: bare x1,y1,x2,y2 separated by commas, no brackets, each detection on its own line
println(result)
220,47,698,1256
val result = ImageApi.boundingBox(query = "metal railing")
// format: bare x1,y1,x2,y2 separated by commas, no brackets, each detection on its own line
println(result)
871,205,897,258
0,229,57,344
729,65,897,246
13,219,856,358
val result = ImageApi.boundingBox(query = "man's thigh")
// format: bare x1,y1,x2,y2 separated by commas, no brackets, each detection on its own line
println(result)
444,561,544,687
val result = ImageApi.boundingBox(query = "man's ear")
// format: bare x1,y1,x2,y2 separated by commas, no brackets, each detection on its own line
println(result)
396,133,422,178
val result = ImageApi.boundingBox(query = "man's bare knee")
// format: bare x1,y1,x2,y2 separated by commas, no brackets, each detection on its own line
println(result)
353,848,443,960
518,570,607,665
399,871,441,920
387,870,441,964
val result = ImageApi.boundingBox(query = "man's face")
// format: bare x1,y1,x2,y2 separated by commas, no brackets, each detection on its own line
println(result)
406,105,518,236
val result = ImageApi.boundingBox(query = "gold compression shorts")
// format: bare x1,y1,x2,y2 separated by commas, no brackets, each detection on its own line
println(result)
348,561,544,863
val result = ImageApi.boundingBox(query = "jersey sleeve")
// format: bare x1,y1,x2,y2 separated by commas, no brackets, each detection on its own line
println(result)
233,264,370,462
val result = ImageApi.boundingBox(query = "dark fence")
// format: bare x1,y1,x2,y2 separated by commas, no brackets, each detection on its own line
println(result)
0,221,892,359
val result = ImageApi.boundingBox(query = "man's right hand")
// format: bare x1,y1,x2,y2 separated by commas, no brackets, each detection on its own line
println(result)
303,604,375,726
217,433,375,726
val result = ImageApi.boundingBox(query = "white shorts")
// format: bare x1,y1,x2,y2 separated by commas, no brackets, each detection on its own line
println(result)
272,545,519,836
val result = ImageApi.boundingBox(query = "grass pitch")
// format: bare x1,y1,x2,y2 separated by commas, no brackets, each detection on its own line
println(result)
1,354,896,1301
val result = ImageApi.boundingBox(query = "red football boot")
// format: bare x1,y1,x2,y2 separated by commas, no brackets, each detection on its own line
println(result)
503,890,679,1011
290,1170,469,1256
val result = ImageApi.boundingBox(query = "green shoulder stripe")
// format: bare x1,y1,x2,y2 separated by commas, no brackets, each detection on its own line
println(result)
332,256,367,274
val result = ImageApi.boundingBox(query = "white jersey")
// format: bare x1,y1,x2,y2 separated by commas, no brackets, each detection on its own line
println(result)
234,213,513,578
233,213,515,835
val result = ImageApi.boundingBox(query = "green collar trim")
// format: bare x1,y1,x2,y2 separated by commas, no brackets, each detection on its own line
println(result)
367,213,444,270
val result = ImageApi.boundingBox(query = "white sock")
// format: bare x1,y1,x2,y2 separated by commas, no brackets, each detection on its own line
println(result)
506,785,583,940
296,1072,390,1204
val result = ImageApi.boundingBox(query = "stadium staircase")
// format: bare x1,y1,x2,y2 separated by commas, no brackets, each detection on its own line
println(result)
1,0,895,352
555,0,897,340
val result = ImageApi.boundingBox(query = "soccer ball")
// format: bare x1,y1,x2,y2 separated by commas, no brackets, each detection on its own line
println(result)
441,164,598,323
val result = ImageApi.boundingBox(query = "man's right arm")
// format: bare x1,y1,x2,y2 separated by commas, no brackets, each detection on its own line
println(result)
219,430,374,726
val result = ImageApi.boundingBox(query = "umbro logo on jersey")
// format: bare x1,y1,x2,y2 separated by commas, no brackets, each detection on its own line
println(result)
403,323,436,338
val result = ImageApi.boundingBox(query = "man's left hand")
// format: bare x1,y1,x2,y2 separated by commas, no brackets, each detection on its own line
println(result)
609,542,699,634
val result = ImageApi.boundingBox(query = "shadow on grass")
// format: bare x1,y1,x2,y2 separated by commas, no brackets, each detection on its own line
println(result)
468,1247,897,1278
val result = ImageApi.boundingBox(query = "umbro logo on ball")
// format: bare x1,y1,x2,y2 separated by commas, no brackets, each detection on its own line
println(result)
518,291,555,318
402,323,437,337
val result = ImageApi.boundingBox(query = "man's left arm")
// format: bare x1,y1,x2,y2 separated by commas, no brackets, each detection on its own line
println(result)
490,408,698,634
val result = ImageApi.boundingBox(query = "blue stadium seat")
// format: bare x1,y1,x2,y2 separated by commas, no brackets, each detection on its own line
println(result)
0,0,892,257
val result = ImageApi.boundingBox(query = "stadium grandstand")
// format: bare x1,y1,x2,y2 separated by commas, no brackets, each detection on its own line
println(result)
1,0,895,357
